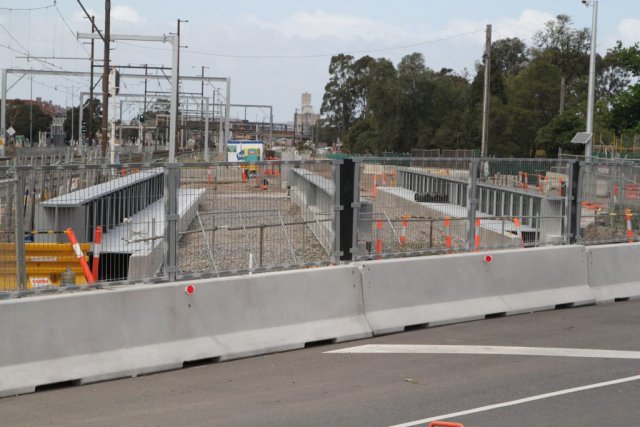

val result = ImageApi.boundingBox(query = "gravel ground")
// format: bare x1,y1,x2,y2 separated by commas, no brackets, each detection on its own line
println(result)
178,188,330,275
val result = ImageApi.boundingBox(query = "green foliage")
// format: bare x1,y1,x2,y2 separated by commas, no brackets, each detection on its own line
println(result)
6,101,52,140
320,14,640,158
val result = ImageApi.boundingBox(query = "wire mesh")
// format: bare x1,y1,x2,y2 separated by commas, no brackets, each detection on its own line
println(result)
577,161,640,244
176,160,335,277
353,158,570,260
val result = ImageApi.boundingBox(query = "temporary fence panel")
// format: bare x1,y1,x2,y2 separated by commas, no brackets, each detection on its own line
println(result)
176,160,336,278
577,161,640,245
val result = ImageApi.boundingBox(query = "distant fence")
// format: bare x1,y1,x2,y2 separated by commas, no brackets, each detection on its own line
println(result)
2,156,639,298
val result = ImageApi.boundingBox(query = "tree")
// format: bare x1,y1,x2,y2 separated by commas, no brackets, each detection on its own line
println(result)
320,54,359,140
606,42,640,132
6,100,52,141
535,110,584,156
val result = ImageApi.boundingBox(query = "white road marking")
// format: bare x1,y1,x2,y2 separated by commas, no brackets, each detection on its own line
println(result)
387,374,640,427
326,344,640,359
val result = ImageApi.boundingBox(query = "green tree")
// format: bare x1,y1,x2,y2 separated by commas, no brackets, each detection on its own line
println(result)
535,110,584,156
6,100,52,141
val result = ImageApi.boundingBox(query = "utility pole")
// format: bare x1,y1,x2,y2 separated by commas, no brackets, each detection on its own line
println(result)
176,19,188,152
88,15,95,146
201,65,209,160
143,64,147,148
480,24,491,158
585,0,598,160
101,0,111,158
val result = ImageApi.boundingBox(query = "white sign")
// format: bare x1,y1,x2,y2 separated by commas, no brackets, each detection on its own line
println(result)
6,127,15,136
30,277,51,289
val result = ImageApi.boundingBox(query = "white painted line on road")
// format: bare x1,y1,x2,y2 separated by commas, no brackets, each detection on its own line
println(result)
386,374,640,427
326,344,640,359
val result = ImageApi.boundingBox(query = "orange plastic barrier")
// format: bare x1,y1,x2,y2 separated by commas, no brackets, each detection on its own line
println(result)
91,225,102,279
444,216,452,253
400,215,410,246
376,219,383,258
65,227,95,284
513,217,524,247
625,209,633,243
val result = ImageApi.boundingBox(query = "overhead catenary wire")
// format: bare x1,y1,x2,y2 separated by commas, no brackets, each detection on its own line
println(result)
0,2,55,12
116,29,485,60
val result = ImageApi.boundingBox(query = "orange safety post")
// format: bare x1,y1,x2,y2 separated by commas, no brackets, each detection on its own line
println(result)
376,218,383,258
400,214,410,246
207,166,213,184
381,173,387,185
444,216,452,253
474,217,481,252
241,168,248,183
513,217,524,247
64,227,95,284
625,209,633,243
537,174,544,192
372,175,378,198
91,225,102,280
523,172,528,190
428,422,464,427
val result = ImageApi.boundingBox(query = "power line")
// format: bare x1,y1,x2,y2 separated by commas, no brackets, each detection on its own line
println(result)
116,29,485,60
54,3,90,56
0,2,55,12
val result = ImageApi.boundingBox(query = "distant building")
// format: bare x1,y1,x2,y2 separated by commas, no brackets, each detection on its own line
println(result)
294,92,320,140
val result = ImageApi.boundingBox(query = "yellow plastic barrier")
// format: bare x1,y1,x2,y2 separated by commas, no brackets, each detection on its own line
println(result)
0,242,91,291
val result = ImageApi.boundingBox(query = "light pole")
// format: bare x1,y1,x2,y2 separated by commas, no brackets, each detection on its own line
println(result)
583,0,598,159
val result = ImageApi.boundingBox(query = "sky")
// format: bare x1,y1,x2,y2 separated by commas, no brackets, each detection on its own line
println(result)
1,0,639,123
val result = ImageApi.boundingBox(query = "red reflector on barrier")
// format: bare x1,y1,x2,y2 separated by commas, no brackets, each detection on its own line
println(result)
484,255,493,263
185,284,195,295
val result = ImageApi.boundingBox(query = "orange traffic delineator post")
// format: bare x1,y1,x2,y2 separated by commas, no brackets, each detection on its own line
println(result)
513,217,524,247
241,168,248,183
625,209,633,243
474,217,481,252
428,422,464,427
399,214,410,246
91,225,102,280
372,175,378,198
376,218,383,258
523,172,529,189
444,216,452,253
64,227,95,284
207,166,213,184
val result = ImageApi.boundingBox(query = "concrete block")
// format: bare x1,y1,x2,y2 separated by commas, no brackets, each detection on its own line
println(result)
360,246,593,335
587,243,640,303
0,265,371,397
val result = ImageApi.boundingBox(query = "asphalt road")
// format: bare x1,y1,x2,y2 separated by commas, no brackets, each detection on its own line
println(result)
2,299,640,426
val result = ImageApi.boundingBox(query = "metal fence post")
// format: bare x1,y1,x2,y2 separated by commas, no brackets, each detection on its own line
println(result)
331,159,347,263
466,159,479,252
567,160,581,244
350,159,362,261
14,168,27,290
164,163,179,281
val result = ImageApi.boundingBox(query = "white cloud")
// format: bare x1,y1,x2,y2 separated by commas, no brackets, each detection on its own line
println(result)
617,18,640,45
488,9,556,44
111,6,144,24
245,10,411,42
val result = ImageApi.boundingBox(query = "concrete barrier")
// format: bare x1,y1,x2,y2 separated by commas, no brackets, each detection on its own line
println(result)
587,243,640,303
360,246,594,335
0,265,371,397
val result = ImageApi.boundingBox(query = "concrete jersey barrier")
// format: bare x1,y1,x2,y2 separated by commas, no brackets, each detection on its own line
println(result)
586,243,640,303
359,245,594,335
0,265,371,397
